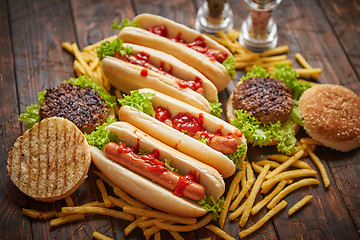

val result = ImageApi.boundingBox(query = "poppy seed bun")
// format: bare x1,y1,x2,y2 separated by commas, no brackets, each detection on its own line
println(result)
299,84,360,152
7,117,91,202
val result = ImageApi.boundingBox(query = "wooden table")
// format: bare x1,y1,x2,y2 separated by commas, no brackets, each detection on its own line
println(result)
1,0,359,239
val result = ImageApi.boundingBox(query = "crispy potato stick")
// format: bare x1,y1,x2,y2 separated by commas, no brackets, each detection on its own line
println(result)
205,224,236,240
300,138,321,146
62,206,135,221
90,57,100,71
96,179,112,207
72,43,97,81
65,196,75,207
22,208,41,219
261,45,289,57
229,199,246,220
153,213,212,232
109,196,128,208
267,178,319,209
267,154,311,169
169,231,185,240
260,60,292,68
251,180,287,215
246,161,254,184
266,150,304,179
74,60,86,76
241,173,249,197
295,68,322,77
93,171,116,188
39,211,57,220
229,179,253,212
62,42,74,54
288,195,313,216
219,162,246,228
261,169,318,193
123,205,197,225
81,201,105,207
113,186,147,209
92,231,114,240
239,200,287,238
143,225,161,240
199,238,212,240
50,213,84,227
305,146,330,188
260,54,287,62
256,160,280,168
294,53,312,69
154,232,161,240
240,164,271,227
232,184,240,200
124,216,149,235
234,53,260,62
138,219,160,229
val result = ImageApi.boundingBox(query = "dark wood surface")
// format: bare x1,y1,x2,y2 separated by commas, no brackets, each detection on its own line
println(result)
1,0,359,239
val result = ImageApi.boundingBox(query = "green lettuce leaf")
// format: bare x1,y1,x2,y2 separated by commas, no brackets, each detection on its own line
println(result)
222,54,236,78
118,90,155,116
198,196,225,221
63,75,117,107
84,117,118,150
210,101,223,118
241,65,269,81
271,64,312,100
97,38,133,60
19,90,47,130
276,119,298,155
289,101,303,127
111,19,141,30
224,144,247,169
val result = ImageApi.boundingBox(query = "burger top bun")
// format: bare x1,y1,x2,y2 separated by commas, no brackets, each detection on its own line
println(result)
299,84,360,152
7,117,91,202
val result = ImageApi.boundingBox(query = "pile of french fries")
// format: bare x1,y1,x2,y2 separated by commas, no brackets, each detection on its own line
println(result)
206,29,322,79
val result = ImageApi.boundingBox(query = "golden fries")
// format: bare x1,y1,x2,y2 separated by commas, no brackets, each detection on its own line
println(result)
50,213,84,227
267,178,319,209
239,200,288,238
92,231,114,240
62,206,135,221
205,224,236,240
22,209,57,220
153,213,213,232
113,186,147,208
169,231,185,240
305,146,330,188
266,150,304,179
267,154,311,169
288,195,313,216
96,179,112,207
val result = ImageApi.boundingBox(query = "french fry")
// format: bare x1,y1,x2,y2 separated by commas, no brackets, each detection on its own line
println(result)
229,197,247,220
74,60,86,76
251,162,264,173
294,53,320,79
122,205,197,225
295,68,322,77
246,161,254,184
251,180,287,215
138,219,161,229
229,178,253,211
261,169,318,193
61,206,135,221
219,162,246,228
288,195,313,216
169,231,184,240
239,200,288,238
267,154,311,169
300,137,321,145
62,42,74,54
92,231,114,240
72,43,97,81
143,225,161,240
65,196,75,207
153,213,212,232
96,179,112,207
50,213,84,227
154,232,161,240
205,224,236,240
240,164,270,227
232,184,240,200
305,146,330,188
267,178,319,209
260,54,287,62
266,150,304,179
124,216,149,235
22,208,41,219
93,171,116,188
256,160,280,168
108,196,128,209
261,45,289,57
113,186,147,209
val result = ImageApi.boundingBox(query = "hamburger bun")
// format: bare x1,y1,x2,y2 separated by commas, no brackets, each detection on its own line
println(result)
7,117,91,202
299,84,360,152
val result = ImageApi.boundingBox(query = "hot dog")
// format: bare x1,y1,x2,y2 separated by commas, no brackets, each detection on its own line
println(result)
117,13,236,91
118,88,247,178
90,121,226,217
98,39,219,113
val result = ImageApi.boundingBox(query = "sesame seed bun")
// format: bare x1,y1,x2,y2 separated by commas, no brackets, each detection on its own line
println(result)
299,84,360,152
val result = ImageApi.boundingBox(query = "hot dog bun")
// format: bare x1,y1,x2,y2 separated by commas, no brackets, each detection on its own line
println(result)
90,121,226,217
7,117,91,202
119,13,233,91
119,89,247,178
101,42,218,113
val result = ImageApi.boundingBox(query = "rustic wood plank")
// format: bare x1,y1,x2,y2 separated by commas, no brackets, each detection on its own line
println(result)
0,0,32,239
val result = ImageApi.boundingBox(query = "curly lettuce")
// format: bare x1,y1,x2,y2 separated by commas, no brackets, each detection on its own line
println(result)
199,196,225,221
222,55,236,78
19,90,47,130
210,101,223,118
118,90,155,116
84,118,118,150
97,38,133,60
224,144,247,169
111,19,140,30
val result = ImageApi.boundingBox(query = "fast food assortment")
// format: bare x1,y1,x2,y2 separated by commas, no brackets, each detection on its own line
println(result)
6,12,360,240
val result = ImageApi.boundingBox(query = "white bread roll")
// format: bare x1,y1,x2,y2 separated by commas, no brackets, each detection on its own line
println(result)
119,14,232,91
119,89,247,178
7,117,91,202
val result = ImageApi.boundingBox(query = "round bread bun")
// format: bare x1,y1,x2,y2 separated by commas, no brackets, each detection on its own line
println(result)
7,117,91,202
226,83,300,146
299,84,360,152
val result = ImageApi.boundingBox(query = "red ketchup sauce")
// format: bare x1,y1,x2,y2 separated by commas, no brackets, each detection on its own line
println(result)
115,142,165,172
172,112,204,137
176,77,202,92
140,69,148,77
173,171,198,197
